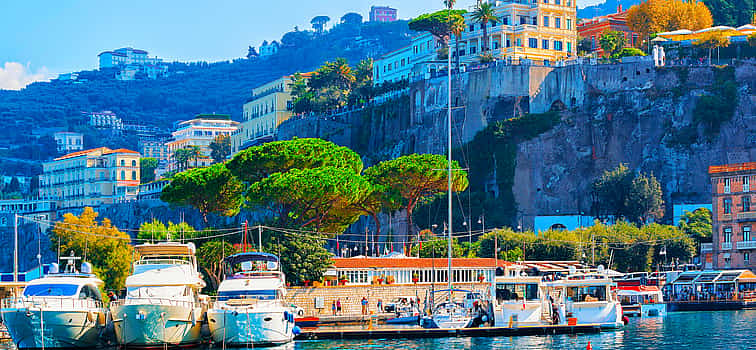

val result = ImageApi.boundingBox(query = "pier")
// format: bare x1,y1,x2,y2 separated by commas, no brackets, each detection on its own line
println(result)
296,324,603,340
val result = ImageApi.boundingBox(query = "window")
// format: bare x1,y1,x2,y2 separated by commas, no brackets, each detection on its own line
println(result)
591,36,596,49
520,16,527,25
724,227,732,242
744,196,752,212
503,16,509,25
555,17,561,28
496,283,539,302
567,42,572,53
120,159,125,166
491,20,497,27
542,39,549,49
745,252,751,264
131,171,137,180
470,46,477,54
120,170,125,180
744,176,750,192
517,38,522,46
131,160,136,167
567,286,607,302
724,178,731,193
724,198,733,214
543,16,549,27
532,17,538,25
555,0,561,4
567,18,572,30
554,40,563,51
529,38,538,48
744,226,751,241
469,24,475,32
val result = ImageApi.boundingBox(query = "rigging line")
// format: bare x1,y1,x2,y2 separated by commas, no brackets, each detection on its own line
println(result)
20,215,243,233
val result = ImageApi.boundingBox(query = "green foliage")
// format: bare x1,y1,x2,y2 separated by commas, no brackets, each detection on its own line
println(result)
592,164,664,225
227,138,363,184
472,2,498,51
701,0,755,27
578,37,593,56
51,207,133,290
136,219,200,242
749,33,756,47
140,158,158,183
478,52,495,63
172,146,202,171
197,240,237,291
410,237,465,258
613,47,646,58
693,66,737,137
267,232,333,285
247,166,372,233
289,58,379,114
209,134,231,163
665,125,699,148
599,31,627,57
161,163,245,221
678,208,713,243
408,9,467,43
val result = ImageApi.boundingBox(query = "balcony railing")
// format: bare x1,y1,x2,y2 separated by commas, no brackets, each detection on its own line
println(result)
721,242,732,250
736,241,756,250
700,243,713,252
737,212,756,220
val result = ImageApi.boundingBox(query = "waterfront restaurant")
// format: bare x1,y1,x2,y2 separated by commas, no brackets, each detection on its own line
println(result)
666,270,756,303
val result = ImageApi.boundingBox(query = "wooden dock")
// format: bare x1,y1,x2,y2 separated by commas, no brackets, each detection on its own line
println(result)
296,324,603,340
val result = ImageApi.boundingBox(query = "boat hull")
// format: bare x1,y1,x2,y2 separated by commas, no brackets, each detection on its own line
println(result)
1,308,104,349
385,315,420,324
111,303,203,346
207,308,295,346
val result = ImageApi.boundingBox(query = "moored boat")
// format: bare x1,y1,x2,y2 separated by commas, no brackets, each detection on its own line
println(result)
111,242,207,347
618,285,666,317
206,252,297,347
385,304,421,324
543,267,624,329
0,256,109,348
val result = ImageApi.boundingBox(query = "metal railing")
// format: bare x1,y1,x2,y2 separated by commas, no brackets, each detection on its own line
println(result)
110,297,200,309
700,243,713,252
737,212,756,220
721,242,733,250
1,297,104,310
736,241,756,250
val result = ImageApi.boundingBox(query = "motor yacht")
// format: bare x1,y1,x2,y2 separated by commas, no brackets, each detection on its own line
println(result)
543,267,624,329
618,285,666,317
1,256,109,348
111,242,207,346
206,252,297,346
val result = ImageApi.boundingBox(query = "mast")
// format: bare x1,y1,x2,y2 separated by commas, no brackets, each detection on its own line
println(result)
446,3,453,301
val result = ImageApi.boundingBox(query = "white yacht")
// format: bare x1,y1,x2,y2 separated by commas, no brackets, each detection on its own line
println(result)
618,286,667,317
111,242,208,347
0,256,109,348
206,253,297,347
493,274,551,327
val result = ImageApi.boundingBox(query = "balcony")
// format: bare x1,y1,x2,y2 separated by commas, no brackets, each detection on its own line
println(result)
736,241,756,250
721,242,732,250
737,212,756,221
700,243,713,252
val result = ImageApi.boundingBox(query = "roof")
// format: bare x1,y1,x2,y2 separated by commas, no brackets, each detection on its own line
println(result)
332,257,509,269
669,270,756,284
135,242,196,256
708,162,756,175
104,148,140,155
225,252,279,265
54,147,139,161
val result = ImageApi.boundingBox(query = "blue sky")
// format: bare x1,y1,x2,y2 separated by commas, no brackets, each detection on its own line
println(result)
0,0,600,89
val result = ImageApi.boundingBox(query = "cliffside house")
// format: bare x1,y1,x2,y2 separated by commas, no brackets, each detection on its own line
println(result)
53,132,83,154
165,114,239,171
98,47,167,79
709,162,756,270
369,6,397,23
373,33,445,85
576,5,638,56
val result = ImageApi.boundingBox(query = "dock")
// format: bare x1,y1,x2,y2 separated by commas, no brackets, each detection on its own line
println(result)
296,324,603,340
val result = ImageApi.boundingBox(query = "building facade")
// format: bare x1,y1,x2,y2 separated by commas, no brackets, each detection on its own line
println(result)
231,76,300,155
53,132,83,153
369,6,397,22
259,41,280,57
98,47,162,68
39,147,141,209
166,114,239,170
373,33,443,85
85,111,123,130
577,6,638,56
451,0,578,65
709,162,756,270
327,257,502,285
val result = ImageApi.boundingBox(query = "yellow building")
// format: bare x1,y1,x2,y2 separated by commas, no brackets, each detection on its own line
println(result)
231,74,310,155
39,147,141,209
453,0,578,65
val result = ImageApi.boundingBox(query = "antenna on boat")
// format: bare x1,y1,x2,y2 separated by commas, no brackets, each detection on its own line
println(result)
446,0,453,303
61,251,81,274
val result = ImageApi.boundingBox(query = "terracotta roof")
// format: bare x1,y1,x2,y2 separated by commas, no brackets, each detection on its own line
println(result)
332,257,510,269
709,162,756,174
54,147,139,161
104,148,140,155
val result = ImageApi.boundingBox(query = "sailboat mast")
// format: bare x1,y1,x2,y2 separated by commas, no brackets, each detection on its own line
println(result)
446,4,453,301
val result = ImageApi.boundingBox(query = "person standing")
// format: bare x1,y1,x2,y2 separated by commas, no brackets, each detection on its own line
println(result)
377,298,383,312
336,298,342,315
361,297,368,315
331,300,337,316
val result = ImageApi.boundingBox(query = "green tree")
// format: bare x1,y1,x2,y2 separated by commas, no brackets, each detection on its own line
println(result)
268,232,332,285
408,9,467,45
227,138,362,184
592,164,664,224
186,145,202,168
247,166,372,233
51,207,133,290
311,15,330,33
578,37,593,55
161,163,245,222
172,148,191,171
695,31,730,65
749,33,756,47
140,157,158,183
450,15,466,71
614,47,647,58
471,2,498,52
351,58,375,105
678,208,713,243
625,173,664,225
365,153,469,236
137,219,200,242
599,30,627,57
701,0,755,27
290,72,315,113
410,237,465,258
209,134,231,163
197,240,237,290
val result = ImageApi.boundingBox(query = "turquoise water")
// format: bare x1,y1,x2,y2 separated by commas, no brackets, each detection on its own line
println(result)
294,310,756,350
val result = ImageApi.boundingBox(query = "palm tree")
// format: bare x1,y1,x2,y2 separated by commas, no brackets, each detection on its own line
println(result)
450,15,465,72
471,2,498,52
187,146,202,168
328,58,355,90
172,148,189,171
443,0,456,8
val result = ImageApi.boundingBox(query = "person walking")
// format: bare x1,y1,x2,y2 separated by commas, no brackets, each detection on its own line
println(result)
107,291,118,306
361,297,368,315
331,300,337,316
336,299,342,315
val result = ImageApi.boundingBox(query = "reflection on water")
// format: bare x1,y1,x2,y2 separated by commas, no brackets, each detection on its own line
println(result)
1,311,754,350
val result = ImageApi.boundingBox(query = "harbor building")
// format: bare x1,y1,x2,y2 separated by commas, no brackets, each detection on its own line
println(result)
369,6,397,22
577,5,638,56
231,76,303,155
325,257,505,286
38,147,141,209
166,114,239,170
53,132,83,153
709,162,756,270
451,0,579,66
373,33,444,85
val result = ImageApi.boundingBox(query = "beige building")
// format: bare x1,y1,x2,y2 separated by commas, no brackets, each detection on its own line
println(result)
166,114,239,170
39,147,141,209
452,0,578,65
231,75,307,155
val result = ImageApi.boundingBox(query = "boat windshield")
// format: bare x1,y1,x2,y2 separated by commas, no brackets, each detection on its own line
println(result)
127,286,189,299
218,289,279,301
566,285,607,302
23,284,79,297
496,283,539,302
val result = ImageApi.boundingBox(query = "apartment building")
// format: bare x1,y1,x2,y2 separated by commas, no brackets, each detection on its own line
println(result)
39,147,141,209
53,132,83,153
369,6,397,22
577,5,638,56
166,114,239,169
231,76,302,154
709,162,756,270
85,111,123,130
98,47,162,68
373,33,443,85
452,0,578,65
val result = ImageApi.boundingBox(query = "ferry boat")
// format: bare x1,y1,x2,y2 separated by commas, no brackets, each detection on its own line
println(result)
206,252,297,347
111,242,208,346
617,285,666,317
0,255,109,348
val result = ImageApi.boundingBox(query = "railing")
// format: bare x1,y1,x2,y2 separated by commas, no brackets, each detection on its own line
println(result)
110,298,199,309
736,241,756,250
700,243,713,252
1,297,103,310
721,242,732,250
737,212,756,220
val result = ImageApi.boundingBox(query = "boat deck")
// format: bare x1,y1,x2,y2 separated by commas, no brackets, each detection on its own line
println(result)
296,324,603,340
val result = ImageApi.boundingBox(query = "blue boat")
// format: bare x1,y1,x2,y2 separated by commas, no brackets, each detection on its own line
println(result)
385,305,421,324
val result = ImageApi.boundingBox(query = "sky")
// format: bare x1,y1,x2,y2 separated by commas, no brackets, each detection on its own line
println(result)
0,0,602,90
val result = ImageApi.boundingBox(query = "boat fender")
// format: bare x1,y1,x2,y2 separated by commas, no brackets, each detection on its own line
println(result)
292,326,301,336
98,312,107,326
586,341,592,350
481,315,488,323
87,311,96,323
622,316,629,325
191,310,196,326
284,311,290,322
